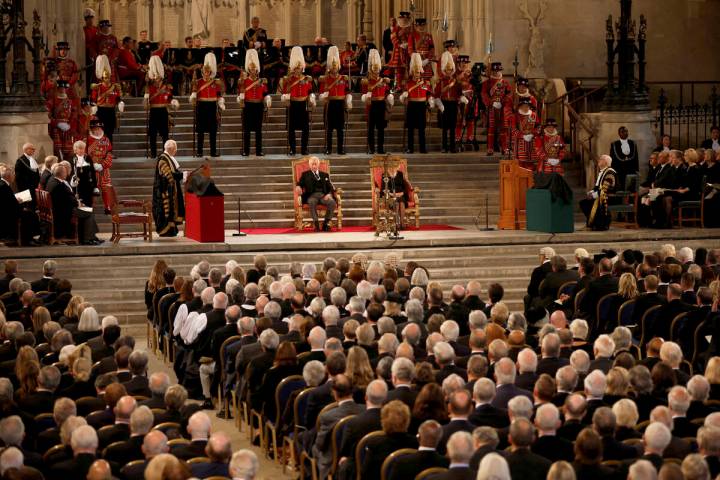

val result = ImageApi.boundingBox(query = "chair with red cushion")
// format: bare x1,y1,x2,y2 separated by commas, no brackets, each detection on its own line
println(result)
370,155,420,229
107,185,152,244
292,157,343,231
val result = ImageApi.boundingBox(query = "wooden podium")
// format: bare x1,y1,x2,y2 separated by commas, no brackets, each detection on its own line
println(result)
497,160,534,230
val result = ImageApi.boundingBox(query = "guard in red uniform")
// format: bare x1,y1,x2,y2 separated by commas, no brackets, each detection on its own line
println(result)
237,48,271,157
340,42,359,76
400,53,434,154
454,55,474,147
280,46,315,156
83,9,98,92
387,12,412,88
190,52,225,158
512,97,541,170
408,18,435,81
361,49,393,154
145,56,179,158
77,98,96,139
536,118,565,174
481,62,512,155
319,46,352,155
219,40,242,94
94,20,119,81
87,118,114,214
90,55,124,143
118,36,146,94
443,40,459,66
434,51,468,154
513,77,538,112
47,80,78,160
53,42,79,93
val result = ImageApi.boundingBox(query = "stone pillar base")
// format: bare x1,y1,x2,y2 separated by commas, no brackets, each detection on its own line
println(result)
0,112,53,164
580,110,655,190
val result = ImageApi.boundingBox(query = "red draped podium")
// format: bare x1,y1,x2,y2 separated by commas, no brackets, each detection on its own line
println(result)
184,193,224,242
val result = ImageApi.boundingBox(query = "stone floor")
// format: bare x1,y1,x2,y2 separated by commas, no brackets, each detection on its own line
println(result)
141,338,293,479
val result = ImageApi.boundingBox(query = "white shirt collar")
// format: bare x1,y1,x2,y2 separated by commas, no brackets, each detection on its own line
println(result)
25,154,38,170
75,155,89,168
620,139,631,155
418,446,435,451
164,152,180,169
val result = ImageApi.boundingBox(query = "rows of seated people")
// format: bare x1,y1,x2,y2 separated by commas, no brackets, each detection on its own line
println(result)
138,245,720,480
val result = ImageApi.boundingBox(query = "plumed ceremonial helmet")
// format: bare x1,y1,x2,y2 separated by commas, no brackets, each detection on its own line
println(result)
409,52,423,76
245,48,260,72
203,51,217,77
440,51,455,74
326,45,340,71
289,45,306,71
148,55,164,81
368,48,382,72
83,8,95,19
95,54,111,80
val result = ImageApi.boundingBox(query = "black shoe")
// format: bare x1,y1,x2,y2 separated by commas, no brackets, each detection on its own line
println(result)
314,221,321,232
322,222,331,232
324,149,331,155
216,410,233,420
289,150,296,156
420,149,428,154
242,152,249,157
256,152,264,157
405,149,414,154
104,208,111,215
378,149,386,154
367,149,375,155
301,150,309,156
93,237,105,244
201,399,214,410
441,149,448,154
338,150,346,155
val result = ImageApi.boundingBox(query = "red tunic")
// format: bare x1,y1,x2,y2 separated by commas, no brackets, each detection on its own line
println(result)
481,77,513,112
319,74,349,98
404,78,431,101
512,110,541,165
536,131,566,174
55,57,79,87
147,83,173,107
408,30,435,80
239,76,268,101
91,81,122,108
78,109,93,138
94,32,119,62
434,74,461,101
84,25,98,59
361,75,390,99
280,74,313,99
87,133,113,189
194,78,224,100
47,94,78,158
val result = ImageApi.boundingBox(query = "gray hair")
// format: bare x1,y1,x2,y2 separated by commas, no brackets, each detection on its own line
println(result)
303,360,325,387
264,301,282,322
322,305,340,326
440,320,460,342
681,454,710,480
259,329,279,350
507,312,526,332
495,357,516,384
473,377,496,403
556,365,578,392
570,319,589,340
0,416,24,446
391,357,414,383
535,403,560,432
473,427,500,450
330,287,347,307
0,447,23,475
628,460,657,480
71,424,98,451
570,349,590,374
130,405,154,435
404,299,424,323
517,348,538,373
644,422,671,452
366,379,388,406
60,415,87,445
378,333,399,353
584,370,607,397
308,326,326,349
229,449,259,480
446,431,474,463
433,341,455,364
348,296,365,314
377,317,396,335
469,310,488,330
687,375,710,402
43,259,58,276
611,326,632,352
508,395,533,419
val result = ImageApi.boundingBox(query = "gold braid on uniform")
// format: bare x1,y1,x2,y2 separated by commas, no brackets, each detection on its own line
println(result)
589,171,616,226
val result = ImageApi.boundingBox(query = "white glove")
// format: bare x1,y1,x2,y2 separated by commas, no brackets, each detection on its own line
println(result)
523,134,534,142
264,96,272,108
460,95,469,105
309,93,316,108
190,92,197,104
361,93,370,103
237,93,245,103
422,59,429,67
94,163,103,172
399,91,408,104
170,99,180,110
57,122,70,132
254,41,261,49
182,171,189,183
281,93,290,102
591,191,599,199
428,96,436,110
118,101,125,113
434,98,444,112
548,158,560,166
386,93,395,107
218,97,226,111
143,93,150,100
320,91,329,100
492,101,502,109
400,42,408,49
93,187,100,194
90,106,97,114
345,93,352,110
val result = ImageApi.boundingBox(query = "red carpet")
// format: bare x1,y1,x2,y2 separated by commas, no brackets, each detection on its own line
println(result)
238,224,463,235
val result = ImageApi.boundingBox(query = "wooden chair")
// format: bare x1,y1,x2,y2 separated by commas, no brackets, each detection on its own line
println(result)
264,375,305,464
106,185,152,244
618,299,637,328
329,415,356,479
639,305,663,353
151,408,166,417
158,292,177,364
153,421,181,436
76,396,105,416
86,410,109,428
607,174,640,228
677,175,706,227
187,457,210,464
218,335,242,419
354,430,384,480
622,438,643,448
120,459,145,478
596,293,619,336
167,438,190,448
381,448,417,480
416,467,449,480
291,157,343,231
36,188,78,244
557,281,577,299
370,155,421,229
102,440,127,459
42,444,67,463
574,288,587,314
34,413,56,431
281,386,314,474
300,402,338,480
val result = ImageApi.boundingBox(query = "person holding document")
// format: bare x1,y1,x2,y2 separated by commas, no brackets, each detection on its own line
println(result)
46,161,102,245
0,165,40,246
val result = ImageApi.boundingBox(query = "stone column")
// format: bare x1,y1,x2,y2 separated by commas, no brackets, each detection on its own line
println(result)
361,0,373,41
136,0,151,38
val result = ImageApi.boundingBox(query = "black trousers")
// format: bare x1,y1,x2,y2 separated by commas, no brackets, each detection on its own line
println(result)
441,100,458,152
307,191,336,224
148,107,169,157
96,107,116,143
243,102,264,155
325,100,345,153
367,101,386,153
196,102,218,157
288,101,309,154
73,208,99,243
406,101,427,153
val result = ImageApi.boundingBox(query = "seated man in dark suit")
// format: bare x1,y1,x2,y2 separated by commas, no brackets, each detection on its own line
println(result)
36,397,77,454
620,422,672,473
18,365,60,416
48,424,98,480
469,378,509,428
98,395,135,450
121,430,169,480
0,165,40,246
386,357,417,409
30,260,57,292
631,275,666,326
524,247,555,311
437,389,474,456
668,385,699,438
592,406,640,460
491,358,533,410
189,432,232,478
46,162,101,245
104,405,154,467
650,283,694,340
505,418,552,480
433,431,475,480
578,258,618,326
538,256,579,307
90,323,121,363
531,403,574,462
172,410,211,460
295,156,337,231
122,350,152,397
139,372,171,410
387,419,449,480
536,333,569,377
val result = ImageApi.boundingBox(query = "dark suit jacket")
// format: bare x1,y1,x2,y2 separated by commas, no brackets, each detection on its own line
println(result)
527,262,553,299
650,299,694,340
17,389,54,416
304,380,334,428
30,277,53,293
557,419,584,442
435,364,468,384
122,375,152,397
515,372,538,391
469,403,509,428
539,270,580,303
15,154,40,203
35,426,61,454
434,466,474,480
48,176,79,239
339,407,381,458
172,439,208,460
602,434,640,460
672,416,699,438
98,422,131,449
580,274,619,321
386,385,417,410
360,432,418,480
47,452,97,480
103,434,144,465
492,384,533,410
190,461,229,478
313,400,365,476
531,435,575,462
506,448,552,480
388,449,449,480
631,292,666,325
195,308,227,358
588,356,613,374
139,394,166,410
297,169,334,204
121,459,148,480
573,462,617,480
437,419,474,455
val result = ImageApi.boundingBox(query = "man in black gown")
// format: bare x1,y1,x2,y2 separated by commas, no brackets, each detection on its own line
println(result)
46,162,102,245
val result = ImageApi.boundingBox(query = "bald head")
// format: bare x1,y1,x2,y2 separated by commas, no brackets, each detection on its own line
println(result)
206,432,232,463
87,460,112,480
115,395,137,421
188,411,211,440
142,430,169,459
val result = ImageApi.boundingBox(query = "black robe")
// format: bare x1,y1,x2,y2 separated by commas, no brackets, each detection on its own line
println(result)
580,167,617,231
152,152,185,236
70,155,97,207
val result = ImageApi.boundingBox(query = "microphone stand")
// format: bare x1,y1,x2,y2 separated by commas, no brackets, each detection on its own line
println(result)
233,197,247,236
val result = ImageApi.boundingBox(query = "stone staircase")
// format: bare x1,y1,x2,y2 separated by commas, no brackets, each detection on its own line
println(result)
7,238,717,334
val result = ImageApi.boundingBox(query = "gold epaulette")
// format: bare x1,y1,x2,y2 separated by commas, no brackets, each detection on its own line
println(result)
90,83,99,89
361,78,368,86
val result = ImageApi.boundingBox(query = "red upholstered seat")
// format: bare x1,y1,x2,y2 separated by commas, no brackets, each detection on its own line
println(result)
370,156,421,228
291,157,343,230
